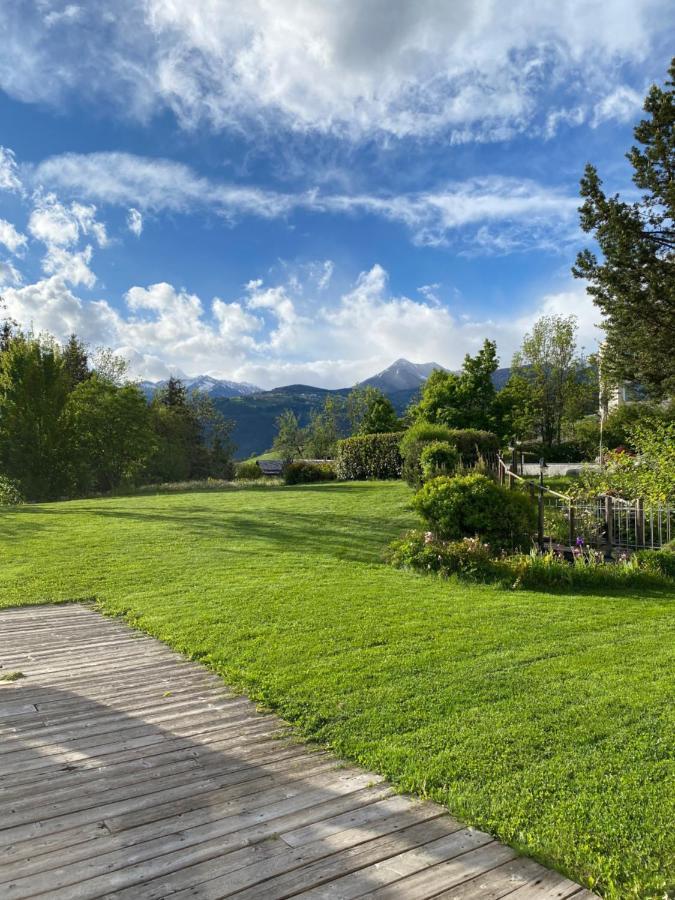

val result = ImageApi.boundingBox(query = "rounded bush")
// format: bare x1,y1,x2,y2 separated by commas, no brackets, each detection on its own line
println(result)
284,461,336,485
399,423,454,486
235,461,263,480
420,441,459,482
335,433,402,480
413,473,535,549
0,475,24,506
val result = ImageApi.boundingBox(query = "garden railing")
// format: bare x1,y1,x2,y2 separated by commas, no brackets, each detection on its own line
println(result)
496,453,672,551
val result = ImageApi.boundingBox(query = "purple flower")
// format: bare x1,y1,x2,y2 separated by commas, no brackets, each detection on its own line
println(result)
575,536,585,547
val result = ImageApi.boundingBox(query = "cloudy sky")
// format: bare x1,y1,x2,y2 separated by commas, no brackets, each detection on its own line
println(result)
0,1,672,388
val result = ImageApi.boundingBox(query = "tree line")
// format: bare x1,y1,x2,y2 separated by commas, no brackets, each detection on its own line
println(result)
0,325,235,501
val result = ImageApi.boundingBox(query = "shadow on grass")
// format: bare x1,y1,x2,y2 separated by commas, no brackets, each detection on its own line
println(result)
1,501,405,565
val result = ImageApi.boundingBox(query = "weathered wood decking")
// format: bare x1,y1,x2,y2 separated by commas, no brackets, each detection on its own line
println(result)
0,605,596,899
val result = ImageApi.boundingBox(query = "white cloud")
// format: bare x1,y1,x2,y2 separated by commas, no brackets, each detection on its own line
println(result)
4,258,603,389
33,151,580,251
41,244,97,288
592,85,644,126
127,207,143,236
0,219,27,254
0,147,22,192
0,260,23,288
0,1,666,141
28,195,108,252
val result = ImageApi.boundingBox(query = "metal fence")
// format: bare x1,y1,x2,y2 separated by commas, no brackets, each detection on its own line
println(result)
497,455,673,550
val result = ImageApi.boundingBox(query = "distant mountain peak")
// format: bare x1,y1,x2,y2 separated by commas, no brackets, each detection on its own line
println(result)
360,358,446,393
139,375,262,400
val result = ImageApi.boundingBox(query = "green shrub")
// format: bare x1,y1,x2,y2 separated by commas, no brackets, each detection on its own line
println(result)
388,530,673,591
634,548,675,579
284,461,336,485
445,429,500,461
0,475,24,506
235,461,263,480
400,423,499,486
335,433,403,480
399,422,454,486
413,473,536,550
388,531,496,581
420,441,459,482
518,440,590,463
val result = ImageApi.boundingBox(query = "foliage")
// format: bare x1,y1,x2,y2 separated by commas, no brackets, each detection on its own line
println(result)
335,432,403,480
408,340,498,432
573,58,675,397
445,428,500,461
399,421,454,486
62,334,90,389
0,332,71,500
634,548,675,579
419,441,459,482
571,402,675,459
63,376,156,494
389,530,673,593
146,380,235,484
303,395,349,458
283,461,336,484
572,419,675,505
510,315,589,446
413,473,536,549
2,481,673,897
518,439,590,463
0,474,23,505
388,532,496,580
358,389,401,435
235,461,264,480
273,409,305,461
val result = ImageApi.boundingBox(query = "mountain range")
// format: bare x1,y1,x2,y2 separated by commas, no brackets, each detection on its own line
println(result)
140,359,512,458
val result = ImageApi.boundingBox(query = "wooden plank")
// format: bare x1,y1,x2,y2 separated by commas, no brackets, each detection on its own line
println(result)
0,784,393,887
225,822,490,900
0,606,596,900
347,841,514,899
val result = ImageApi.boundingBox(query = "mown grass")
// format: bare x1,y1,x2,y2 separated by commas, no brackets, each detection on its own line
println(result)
0,481,673,898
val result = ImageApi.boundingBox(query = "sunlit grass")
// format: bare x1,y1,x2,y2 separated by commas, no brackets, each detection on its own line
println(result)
0,481,673,898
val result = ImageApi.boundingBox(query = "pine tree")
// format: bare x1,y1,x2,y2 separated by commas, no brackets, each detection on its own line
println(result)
62,334,90,389
573,58,675,396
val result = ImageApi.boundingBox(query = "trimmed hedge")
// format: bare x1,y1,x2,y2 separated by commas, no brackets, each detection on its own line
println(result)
420,441,459,482
284,461,336,485
517,440,590,463
446,429,500,460
400,423,499,486
335,433,403,480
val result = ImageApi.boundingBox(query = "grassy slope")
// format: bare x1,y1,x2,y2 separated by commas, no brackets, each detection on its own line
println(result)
0,482,673,898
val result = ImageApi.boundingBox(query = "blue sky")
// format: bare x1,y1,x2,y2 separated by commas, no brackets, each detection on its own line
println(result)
0,1,673,388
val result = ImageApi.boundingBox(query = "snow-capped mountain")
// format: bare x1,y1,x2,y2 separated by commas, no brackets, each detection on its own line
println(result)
139,375,261,399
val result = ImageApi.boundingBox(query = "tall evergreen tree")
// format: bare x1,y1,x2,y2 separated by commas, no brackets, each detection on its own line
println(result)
62,334,90,390
573,58,675,396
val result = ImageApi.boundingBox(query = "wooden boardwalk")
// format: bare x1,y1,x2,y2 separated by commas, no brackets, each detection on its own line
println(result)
0,605,596,900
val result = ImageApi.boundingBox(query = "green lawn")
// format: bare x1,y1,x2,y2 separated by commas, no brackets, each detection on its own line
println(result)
1,482,673,898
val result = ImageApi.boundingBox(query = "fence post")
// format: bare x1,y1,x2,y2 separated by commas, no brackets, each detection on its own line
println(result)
605,496,614,550
538,459,545,547
635,498,644,548
511,446,518,487
497,452,503,485
568,503,575,547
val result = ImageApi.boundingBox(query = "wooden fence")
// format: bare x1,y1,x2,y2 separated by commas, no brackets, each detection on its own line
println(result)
496,453,673,551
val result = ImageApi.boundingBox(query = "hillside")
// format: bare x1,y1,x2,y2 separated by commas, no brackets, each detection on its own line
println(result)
140,359,513,457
